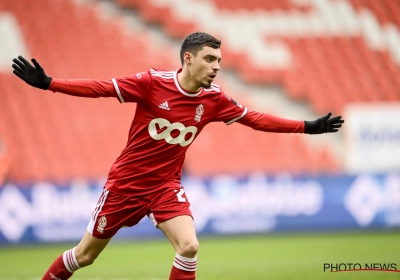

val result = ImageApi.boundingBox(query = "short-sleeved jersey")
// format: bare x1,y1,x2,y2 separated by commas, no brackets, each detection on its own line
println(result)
106,68,247,196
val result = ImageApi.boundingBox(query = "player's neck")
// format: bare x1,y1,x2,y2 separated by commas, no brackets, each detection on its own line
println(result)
177,69,201,93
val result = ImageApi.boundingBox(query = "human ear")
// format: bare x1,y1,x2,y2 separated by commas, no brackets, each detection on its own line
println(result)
184,52,192,66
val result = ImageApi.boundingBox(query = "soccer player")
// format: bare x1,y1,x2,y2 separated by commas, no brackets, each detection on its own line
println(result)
12,32,344,280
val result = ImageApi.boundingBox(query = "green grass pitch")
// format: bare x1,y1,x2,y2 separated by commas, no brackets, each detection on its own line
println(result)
0,230,399,280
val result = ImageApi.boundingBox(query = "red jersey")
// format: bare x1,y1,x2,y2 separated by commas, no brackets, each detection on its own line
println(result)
49,68,304,196
107,68,247,195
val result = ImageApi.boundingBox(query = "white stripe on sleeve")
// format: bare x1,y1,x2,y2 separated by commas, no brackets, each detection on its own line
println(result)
226,107,248,125
111,78,125,103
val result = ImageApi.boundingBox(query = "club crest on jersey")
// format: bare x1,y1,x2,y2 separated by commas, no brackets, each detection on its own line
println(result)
97,215,107,233
194,104,204,122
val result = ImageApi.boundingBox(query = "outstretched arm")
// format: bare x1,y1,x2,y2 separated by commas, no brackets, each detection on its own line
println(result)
12,56,117,98
237,111,344,134
237,110,304,133
48,78,116,98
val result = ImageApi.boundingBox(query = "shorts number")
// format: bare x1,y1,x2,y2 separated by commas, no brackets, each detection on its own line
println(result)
176,188,187,202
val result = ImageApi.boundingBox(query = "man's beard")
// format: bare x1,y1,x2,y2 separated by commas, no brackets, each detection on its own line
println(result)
201,80,212,89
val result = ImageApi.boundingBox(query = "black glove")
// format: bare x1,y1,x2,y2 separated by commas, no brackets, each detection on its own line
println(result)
304,112,344,134
12,55,52,90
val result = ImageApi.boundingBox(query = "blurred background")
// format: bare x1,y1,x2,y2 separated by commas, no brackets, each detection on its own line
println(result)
0,0,399,279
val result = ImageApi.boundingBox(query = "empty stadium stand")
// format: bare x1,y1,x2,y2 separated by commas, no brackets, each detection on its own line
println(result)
5,0,398,182
1,0,176,183
117,0,400,111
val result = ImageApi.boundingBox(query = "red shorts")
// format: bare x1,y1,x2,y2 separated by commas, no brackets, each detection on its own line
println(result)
87,184,192,239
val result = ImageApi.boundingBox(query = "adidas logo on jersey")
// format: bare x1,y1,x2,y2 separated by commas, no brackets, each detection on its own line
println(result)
158,101,170,110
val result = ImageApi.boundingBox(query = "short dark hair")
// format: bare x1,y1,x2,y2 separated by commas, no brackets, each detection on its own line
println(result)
180,32,221,65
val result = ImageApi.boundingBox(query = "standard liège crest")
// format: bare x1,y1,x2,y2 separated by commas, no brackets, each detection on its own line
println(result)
97,215,107,233
194,104,204,122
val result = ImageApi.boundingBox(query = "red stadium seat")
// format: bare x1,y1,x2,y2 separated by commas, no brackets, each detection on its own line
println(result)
349,0,400,30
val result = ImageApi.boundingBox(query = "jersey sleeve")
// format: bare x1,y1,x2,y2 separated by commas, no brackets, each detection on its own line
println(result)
111,71,152,103
237,110,305,133
49,78,117,98
213,91,248,124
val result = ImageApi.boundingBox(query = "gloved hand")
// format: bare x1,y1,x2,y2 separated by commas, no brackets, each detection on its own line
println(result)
304,112,344,134
12,55,52,90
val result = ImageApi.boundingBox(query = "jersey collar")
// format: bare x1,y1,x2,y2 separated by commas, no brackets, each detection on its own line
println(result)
174,69,202,97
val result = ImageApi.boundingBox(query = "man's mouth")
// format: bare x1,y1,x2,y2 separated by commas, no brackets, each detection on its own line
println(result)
208,73,217,80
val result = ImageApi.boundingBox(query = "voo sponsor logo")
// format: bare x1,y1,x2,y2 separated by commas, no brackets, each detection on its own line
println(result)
148,118,198,147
